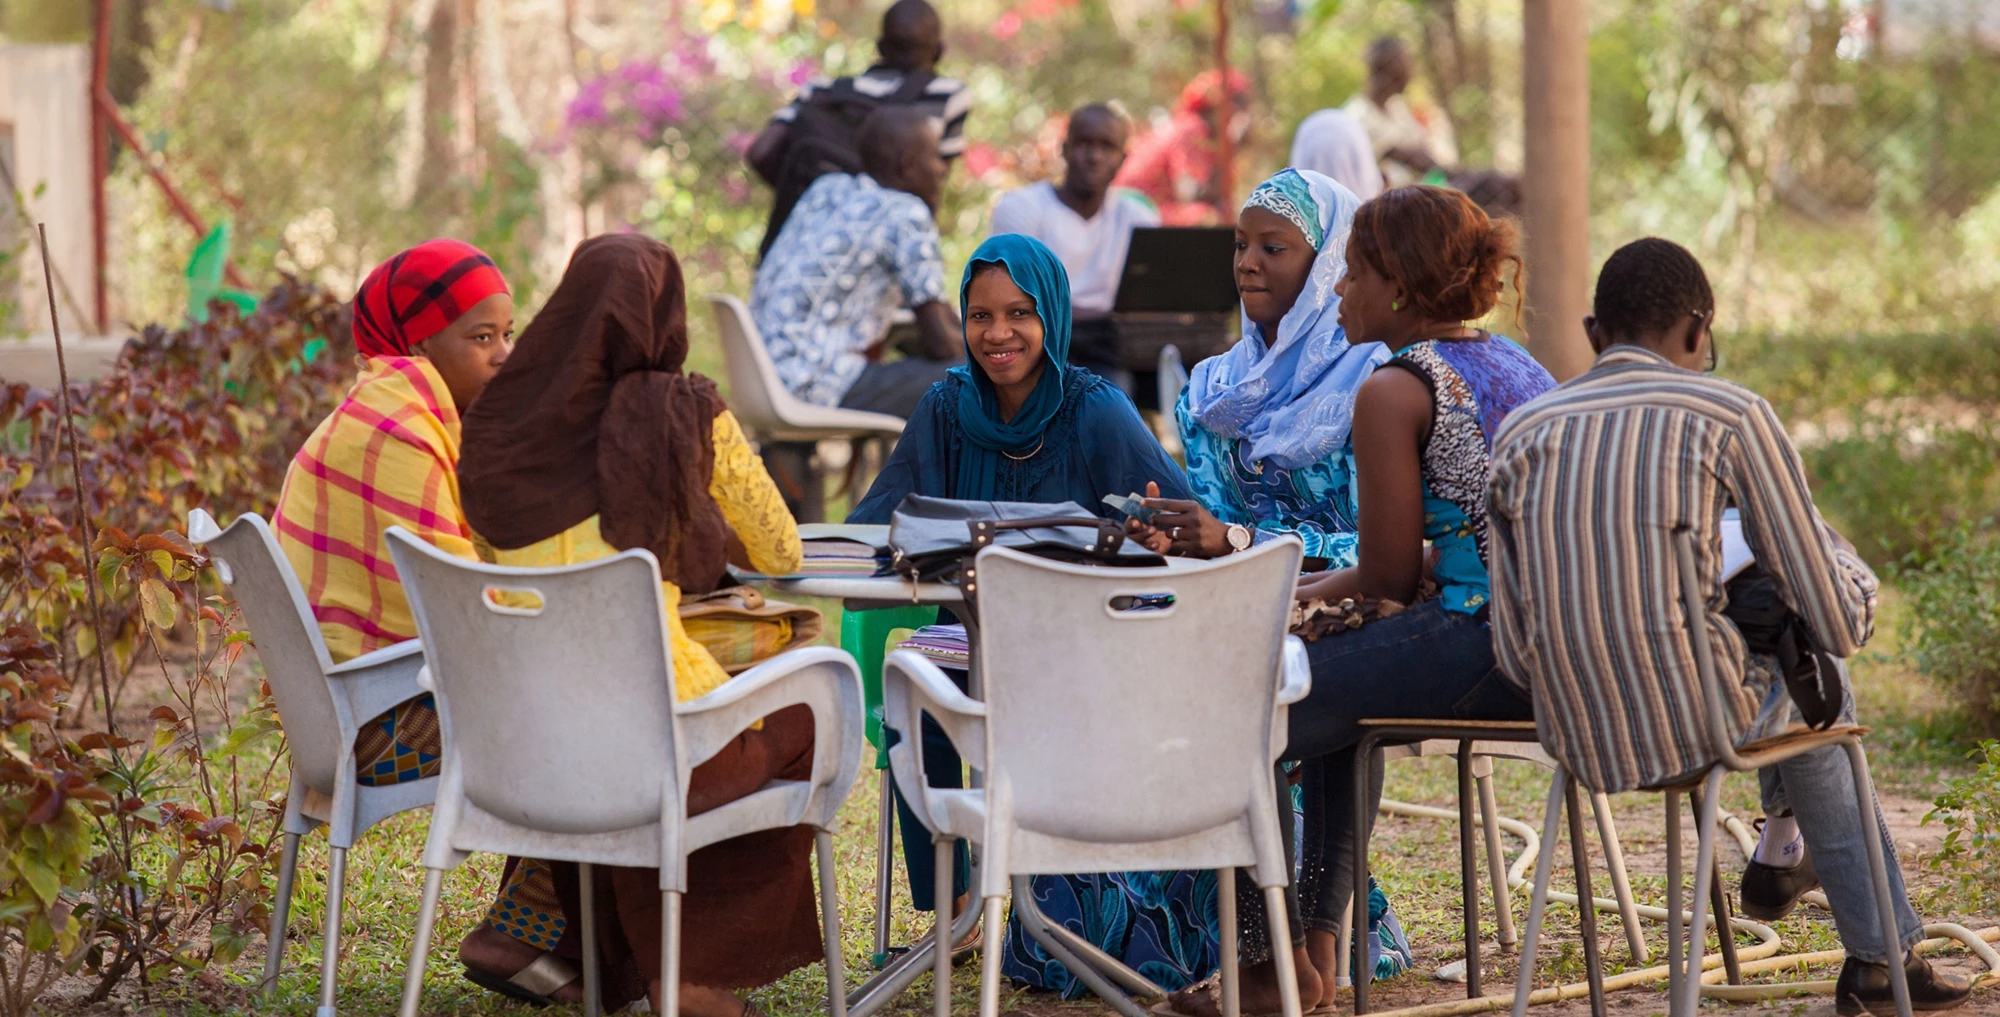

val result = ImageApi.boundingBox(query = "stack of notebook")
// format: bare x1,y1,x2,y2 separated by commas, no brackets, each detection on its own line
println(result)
897,624,969,668
794,524,889,577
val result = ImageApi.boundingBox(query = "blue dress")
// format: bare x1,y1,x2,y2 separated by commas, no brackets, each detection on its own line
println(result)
851,368,1218,996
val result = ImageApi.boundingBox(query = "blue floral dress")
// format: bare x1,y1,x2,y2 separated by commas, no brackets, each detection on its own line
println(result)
1176,390,1362,566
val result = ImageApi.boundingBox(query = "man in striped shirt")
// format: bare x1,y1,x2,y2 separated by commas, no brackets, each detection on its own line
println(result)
1487,239,1969,1014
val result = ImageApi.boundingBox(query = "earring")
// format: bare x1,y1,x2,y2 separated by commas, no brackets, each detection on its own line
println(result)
1391,299,1401,311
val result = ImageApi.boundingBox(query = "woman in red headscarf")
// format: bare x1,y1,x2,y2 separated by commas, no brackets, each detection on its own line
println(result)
1112,69,1251,225
270,239,571,997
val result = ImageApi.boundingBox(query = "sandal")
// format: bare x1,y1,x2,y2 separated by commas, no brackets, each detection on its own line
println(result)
462,951,579,1008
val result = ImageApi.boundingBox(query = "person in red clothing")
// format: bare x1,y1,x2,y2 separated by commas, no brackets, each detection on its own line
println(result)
1113,69,1250,225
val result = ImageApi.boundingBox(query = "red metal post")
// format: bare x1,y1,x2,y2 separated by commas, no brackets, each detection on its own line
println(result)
94,93,249,290
90,0,112,333
1213,0,1233,217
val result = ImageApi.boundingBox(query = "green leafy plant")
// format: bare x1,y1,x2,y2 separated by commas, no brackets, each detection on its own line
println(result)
1901,524,2000,735
1923,740,2000,917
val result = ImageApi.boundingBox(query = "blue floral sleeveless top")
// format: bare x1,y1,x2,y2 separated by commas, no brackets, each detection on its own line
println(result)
1387,333,1556,613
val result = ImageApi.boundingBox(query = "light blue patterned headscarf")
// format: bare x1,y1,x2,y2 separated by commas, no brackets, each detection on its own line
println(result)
1184,168,1390,470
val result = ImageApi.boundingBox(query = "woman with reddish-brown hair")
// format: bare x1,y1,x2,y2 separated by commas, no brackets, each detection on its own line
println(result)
1160,185,1557,1017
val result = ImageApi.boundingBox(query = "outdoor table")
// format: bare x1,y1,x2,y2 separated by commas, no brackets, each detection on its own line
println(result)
758,549,1196,1017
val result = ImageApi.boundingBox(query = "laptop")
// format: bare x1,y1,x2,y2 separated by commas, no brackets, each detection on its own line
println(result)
1112,227,1240,314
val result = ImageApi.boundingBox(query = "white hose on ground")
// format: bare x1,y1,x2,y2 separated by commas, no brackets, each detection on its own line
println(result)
1362,797,2000,1016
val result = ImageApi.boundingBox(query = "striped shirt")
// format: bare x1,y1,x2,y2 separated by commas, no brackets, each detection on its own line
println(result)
272,356,479,662
772,66,973,158
1486,346,1878,793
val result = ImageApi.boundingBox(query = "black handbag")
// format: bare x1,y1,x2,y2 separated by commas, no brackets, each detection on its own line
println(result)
885,495,1165,595
1723,567,1847,730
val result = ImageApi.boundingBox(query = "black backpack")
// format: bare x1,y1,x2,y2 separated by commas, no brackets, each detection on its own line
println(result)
1722,568,1847,730
757,71,936,261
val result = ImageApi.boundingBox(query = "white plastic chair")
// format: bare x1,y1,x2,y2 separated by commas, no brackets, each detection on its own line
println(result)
884,539,1312,1017
185,509,434,1017
1157,343,1189,417
706,294,907,444
382,527,865,1017
1510,527,1911,1017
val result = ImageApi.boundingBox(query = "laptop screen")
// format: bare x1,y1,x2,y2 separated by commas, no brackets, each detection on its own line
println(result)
1112,227,1241,315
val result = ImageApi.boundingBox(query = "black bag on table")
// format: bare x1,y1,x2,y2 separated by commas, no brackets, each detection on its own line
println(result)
1722,567,1848,730
885,495,1165,596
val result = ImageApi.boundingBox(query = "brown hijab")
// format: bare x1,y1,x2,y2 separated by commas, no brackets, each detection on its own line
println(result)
459,234,730,593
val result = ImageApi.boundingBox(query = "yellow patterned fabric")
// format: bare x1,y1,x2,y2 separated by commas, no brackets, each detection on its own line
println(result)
489,411,801,702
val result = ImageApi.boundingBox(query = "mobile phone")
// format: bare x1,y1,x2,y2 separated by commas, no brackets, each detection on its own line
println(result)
1101,492,1157,524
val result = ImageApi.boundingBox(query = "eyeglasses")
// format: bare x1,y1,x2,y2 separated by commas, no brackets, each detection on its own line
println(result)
1691,308,1718,373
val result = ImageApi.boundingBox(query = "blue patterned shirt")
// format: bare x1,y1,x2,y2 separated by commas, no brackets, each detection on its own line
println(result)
751,173,945,407
1175,389,1362,565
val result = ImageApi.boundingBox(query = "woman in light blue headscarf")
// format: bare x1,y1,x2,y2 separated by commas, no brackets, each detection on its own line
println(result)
850,235,1210,996
1132,167,1389,569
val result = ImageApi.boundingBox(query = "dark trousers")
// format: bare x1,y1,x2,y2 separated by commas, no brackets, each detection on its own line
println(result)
1237,601,1533,948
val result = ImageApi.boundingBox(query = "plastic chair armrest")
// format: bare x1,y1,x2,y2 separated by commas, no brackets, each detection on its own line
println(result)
1277,636,1312,705
325,638,428,727
880,649,985,838
676,646,863,772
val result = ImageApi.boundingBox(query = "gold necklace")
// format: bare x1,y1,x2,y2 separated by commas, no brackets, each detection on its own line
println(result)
1001,437,1045,461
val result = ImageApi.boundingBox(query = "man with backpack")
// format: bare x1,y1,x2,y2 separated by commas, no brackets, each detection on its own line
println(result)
746,0,971,262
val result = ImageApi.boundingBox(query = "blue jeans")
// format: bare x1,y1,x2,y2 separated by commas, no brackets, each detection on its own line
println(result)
1741,659,1923,963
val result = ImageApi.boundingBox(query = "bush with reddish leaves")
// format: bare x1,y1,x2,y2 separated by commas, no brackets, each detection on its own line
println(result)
0,283,345,1011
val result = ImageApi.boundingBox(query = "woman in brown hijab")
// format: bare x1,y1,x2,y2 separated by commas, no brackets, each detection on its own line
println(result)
455,234,816,1017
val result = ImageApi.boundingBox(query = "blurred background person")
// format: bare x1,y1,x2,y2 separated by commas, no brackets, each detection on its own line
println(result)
1341,36,1457,189
1115,69,1251,225
1288,107,1384,202
745,0,972,261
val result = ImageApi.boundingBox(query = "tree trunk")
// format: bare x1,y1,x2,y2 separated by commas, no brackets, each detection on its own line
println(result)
413,0,461,210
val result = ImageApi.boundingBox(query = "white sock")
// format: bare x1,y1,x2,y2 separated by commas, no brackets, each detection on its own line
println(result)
1754,814,1805,868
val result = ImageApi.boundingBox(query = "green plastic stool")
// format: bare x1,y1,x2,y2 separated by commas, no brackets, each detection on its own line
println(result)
839,604,936,967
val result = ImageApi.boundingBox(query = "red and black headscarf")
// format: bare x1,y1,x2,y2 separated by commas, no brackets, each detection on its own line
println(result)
351,239,510,357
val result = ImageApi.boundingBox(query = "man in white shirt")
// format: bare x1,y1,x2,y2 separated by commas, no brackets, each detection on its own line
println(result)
1340,36,1459,189
989,104,1161,314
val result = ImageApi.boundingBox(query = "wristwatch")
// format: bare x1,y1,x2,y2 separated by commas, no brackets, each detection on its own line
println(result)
1225,523,1253,553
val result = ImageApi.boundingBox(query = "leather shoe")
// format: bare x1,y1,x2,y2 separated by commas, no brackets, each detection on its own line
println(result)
1740,845,1818,922
1835,953,1973,1014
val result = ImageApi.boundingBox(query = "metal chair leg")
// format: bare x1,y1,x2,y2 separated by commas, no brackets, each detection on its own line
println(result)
1508,769,1569,1017
580,862,601,1017
1477,771,1518,953
1677,770,1726,1017
977,896,1006,1017
663,889,683,1017
1562,780,1607,1017
1218,867,1240,1017
317,846,347,1017
263,831,301,997
1352,735,1380,1014
819,829,850,1017
933,839,953,1017
873,769,896,967
1589,792,1649,964
1457,743,1483,998
397,868,445,1017
1844,740,1914,1017
1262,885,1305,1017
1664,792,1684,1014
1689,786,1742,986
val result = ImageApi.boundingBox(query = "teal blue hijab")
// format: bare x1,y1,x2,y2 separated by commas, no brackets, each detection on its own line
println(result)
948,234,1073,500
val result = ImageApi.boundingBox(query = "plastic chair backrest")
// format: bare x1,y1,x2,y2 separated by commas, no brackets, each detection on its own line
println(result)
1157,344,1189,417
385,529,681,835
707,294,788,436
840,605,939,763
973,540,1302,844
188,510,345,792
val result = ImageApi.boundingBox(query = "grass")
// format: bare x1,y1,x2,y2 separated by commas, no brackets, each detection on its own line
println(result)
46,589,1995,1016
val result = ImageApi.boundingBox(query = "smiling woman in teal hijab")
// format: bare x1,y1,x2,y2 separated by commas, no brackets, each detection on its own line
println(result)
850,234,1206,995
851,233,1190,514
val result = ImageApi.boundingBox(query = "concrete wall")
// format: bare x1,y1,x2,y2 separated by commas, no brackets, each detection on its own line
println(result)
0,43,98,336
